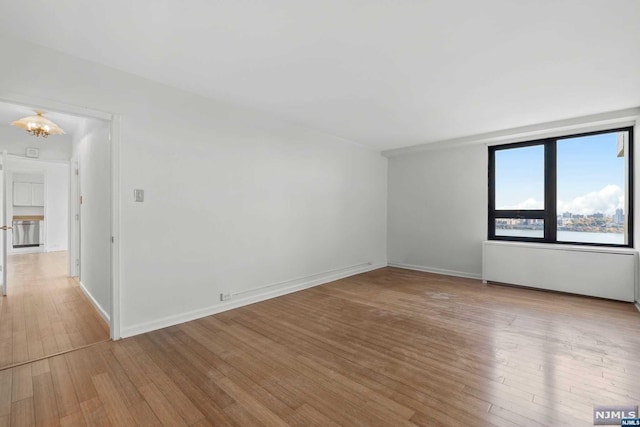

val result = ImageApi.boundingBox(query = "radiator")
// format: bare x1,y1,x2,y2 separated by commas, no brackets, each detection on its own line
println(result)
482,241,637,302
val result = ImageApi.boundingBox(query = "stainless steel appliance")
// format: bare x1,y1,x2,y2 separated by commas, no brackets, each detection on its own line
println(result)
12,220,40,248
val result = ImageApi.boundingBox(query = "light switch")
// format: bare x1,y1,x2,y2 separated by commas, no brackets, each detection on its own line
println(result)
134,189,144,202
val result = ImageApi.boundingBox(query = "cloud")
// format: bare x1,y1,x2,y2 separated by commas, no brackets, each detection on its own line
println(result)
501,185,624,215
558,185,623,215
499,197,544,210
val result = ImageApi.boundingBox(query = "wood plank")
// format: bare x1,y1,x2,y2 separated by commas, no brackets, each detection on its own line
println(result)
138,383,188,427
90,373,136,426
0,369,12,418
32,372,60,427
59,411,86,427
11,398,35,427
79,397,110,427
30,360,50,377
64,350,98,402
12,365,33,403
286,403,341,427
127,401,162,427
215,377,289,427
49,355,80,419
117,338,205,424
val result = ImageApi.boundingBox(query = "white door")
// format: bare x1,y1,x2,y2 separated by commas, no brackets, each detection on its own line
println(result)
1,151,9,295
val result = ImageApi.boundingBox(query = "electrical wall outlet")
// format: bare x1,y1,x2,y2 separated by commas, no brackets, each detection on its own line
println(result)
220,293,232,301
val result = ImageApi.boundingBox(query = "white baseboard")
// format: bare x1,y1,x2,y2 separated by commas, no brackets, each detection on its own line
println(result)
8,246,44,255
635,301,640,313
120,262,387,338
388,262,482,280
78,281,110,323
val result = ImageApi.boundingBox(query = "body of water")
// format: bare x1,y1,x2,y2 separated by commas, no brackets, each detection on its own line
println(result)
496,229,624,244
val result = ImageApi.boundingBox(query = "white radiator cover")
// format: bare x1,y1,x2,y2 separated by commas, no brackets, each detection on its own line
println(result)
483,241,637,302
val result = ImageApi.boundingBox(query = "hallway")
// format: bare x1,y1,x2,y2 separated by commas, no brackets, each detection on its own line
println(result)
0,251,109,370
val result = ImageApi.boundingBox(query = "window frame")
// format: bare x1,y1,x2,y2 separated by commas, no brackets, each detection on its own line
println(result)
488,126,634,248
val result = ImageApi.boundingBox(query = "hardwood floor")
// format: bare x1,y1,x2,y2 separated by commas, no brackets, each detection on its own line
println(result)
2,266,639,426
0,251,109,370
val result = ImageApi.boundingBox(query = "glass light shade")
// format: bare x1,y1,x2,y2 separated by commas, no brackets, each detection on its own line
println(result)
11,111,65,137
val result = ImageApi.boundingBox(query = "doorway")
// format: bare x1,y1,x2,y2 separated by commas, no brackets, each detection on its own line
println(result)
0,100,116,369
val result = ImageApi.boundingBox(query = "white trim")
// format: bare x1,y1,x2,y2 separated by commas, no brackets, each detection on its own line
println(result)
68,158,79,277
120,262,386,338
1,150,7,296
78,280,110,323
635,301,640,313
382,107,640,157
482,240,638,256
8,247,44,255
6,154,70,165
388,262,482,280
110,115,121,340
226,261,373,298
0,93,113,122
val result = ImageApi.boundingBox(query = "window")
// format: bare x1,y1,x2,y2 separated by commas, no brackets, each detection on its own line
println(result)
488,127,634,247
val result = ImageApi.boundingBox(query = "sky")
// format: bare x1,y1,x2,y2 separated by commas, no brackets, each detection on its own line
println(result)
495,131,626,215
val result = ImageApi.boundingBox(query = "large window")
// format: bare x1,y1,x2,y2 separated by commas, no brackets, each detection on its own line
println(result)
488,127,634,247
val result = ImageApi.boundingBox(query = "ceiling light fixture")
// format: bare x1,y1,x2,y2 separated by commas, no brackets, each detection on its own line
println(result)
11,111,65,138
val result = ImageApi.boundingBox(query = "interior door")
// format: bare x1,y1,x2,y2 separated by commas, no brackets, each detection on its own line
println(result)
1,150,9,295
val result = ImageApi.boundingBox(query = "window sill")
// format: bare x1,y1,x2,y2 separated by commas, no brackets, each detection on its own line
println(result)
483,240,637,255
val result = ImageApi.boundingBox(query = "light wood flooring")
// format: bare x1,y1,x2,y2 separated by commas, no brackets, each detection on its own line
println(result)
0,251,109,370
1,267,639,426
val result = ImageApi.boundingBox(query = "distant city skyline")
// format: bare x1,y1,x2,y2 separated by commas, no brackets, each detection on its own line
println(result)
496,132,625,215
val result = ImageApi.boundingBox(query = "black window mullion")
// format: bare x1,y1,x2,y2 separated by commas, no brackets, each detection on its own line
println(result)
544,140,557,243
493,210,545,218
488,147,496,240
628,127,634,247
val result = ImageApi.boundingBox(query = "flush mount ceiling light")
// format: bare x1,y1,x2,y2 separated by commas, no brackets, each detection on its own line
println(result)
10,111,65,138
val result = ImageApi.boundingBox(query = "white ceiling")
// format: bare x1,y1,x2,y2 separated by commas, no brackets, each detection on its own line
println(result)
1,0,639,151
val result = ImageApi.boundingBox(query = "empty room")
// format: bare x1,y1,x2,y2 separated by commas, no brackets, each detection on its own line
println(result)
0,1,639,426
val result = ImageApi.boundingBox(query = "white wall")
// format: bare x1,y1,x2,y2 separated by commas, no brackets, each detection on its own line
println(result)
0,35,388,336
387,144,487,278
6,157,69,253
71,118,111,320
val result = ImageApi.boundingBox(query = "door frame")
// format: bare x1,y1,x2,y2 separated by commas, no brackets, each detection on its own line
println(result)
0,93,122,340
1,150,7,296
70,159,80,277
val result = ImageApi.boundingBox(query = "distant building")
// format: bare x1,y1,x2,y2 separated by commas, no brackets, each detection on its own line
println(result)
614,208,624,224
